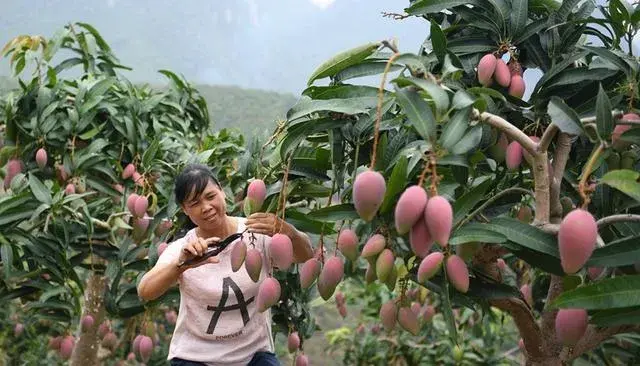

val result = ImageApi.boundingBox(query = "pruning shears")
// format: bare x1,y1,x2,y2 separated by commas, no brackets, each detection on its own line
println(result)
177,230,246,268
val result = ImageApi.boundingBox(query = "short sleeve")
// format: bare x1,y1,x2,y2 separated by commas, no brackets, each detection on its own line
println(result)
156,238,185,266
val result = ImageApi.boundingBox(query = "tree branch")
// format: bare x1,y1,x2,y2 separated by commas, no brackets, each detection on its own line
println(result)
473,110,550,223
537,223,560,234
597,214,640,228
540,275,564,355
561,324,640,361
455,187,533,229
549,133,573,223
473,109,537,155
579,110,624,124
539,124,558,153
490,298,547,361
532,151,551,224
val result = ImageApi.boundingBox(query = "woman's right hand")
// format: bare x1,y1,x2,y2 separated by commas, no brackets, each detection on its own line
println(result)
177,236,221,270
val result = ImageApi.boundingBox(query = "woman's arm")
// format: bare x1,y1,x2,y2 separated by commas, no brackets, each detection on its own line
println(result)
137,260,185,301
137,236,220,301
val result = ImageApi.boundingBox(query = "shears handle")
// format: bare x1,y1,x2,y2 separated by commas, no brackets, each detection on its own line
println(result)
177,232,244,268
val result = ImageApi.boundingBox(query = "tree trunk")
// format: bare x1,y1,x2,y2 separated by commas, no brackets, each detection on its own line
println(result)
526,358,564,366
70,273,107,366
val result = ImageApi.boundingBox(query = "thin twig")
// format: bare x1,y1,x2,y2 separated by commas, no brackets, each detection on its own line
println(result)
455,187,533,230
370,52,400,169
596,214,640,228
473,109,537,155
579,110,624,124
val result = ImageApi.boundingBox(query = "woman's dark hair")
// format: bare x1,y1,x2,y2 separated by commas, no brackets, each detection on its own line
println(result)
174,163,221,206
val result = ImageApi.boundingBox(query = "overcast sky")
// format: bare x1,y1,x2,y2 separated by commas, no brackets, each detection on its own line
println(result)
1,0,637,99
0,0,427,95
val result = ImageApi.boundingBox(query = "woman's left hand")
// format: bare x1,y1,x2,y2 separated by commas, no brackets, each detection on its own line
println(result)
245,212,286,237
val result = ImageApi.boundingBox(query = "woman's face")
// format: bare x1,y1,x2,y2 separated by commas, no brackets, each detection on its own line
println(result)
181,180,227,230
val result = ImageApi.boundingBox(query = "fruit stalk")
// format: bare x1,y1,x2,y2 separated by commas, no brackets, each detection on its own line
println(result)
370,52,401,169
428,154,439,196
455,187,533,230
417,155,431,187
276,156,293,229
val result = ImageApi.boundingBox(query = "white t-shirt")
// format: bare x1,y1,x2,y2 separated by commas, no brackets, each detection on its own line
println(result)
156,217,275,365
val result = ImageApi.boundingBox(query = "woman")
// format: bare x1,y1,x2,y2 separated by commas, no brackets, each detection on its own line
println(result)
137,164,314,366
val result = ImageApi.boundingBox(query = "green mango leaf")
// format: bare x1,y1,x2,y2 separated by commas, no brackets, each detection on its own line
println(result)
406,0,481,15
334,62,402,83
483,217,559,257
286,98,375,121
284,210,336,235
440,107,471,151
307,42,381,86
620,128,640,144
449,225,507,245
590,306,640,326
545,68,617,91
395,87,437,142
600,169,640,202
438,154,469,167
452,178,492,226
513,18,549,44
86,77,116,101
394,53,429,75
158,69,187,90
392,77,450,117
430,21,447,62
280,117,349,160
502,241,564,275
452,90,475,110
510,0,528,38
142,138,161,168
547,96,584,135
380,155,409,214
551,275,640,310
307,203,360,222
447,38,496,55
78,122,106,140
466,276,522,299
0,239,13,280
596,84,614,139
303,85,384,100
28,174,52,205
579,45,634,77
586,235,640,267
441,266,459,344
451,126,483,155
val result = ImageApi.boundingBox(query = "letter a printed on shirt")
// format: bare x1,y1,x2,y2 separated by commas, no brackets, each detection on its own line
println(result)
206,277,255,334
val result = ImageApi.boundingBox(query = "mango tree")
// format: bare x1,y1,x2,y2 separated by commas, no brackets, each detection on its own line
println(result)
0,23,246,365
249,0,640,364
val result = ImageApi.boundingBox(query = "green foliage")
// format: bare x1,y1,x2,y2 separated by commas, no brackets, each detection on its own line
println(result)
324,280,520,365
2,0,640,363
246,0,640,363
